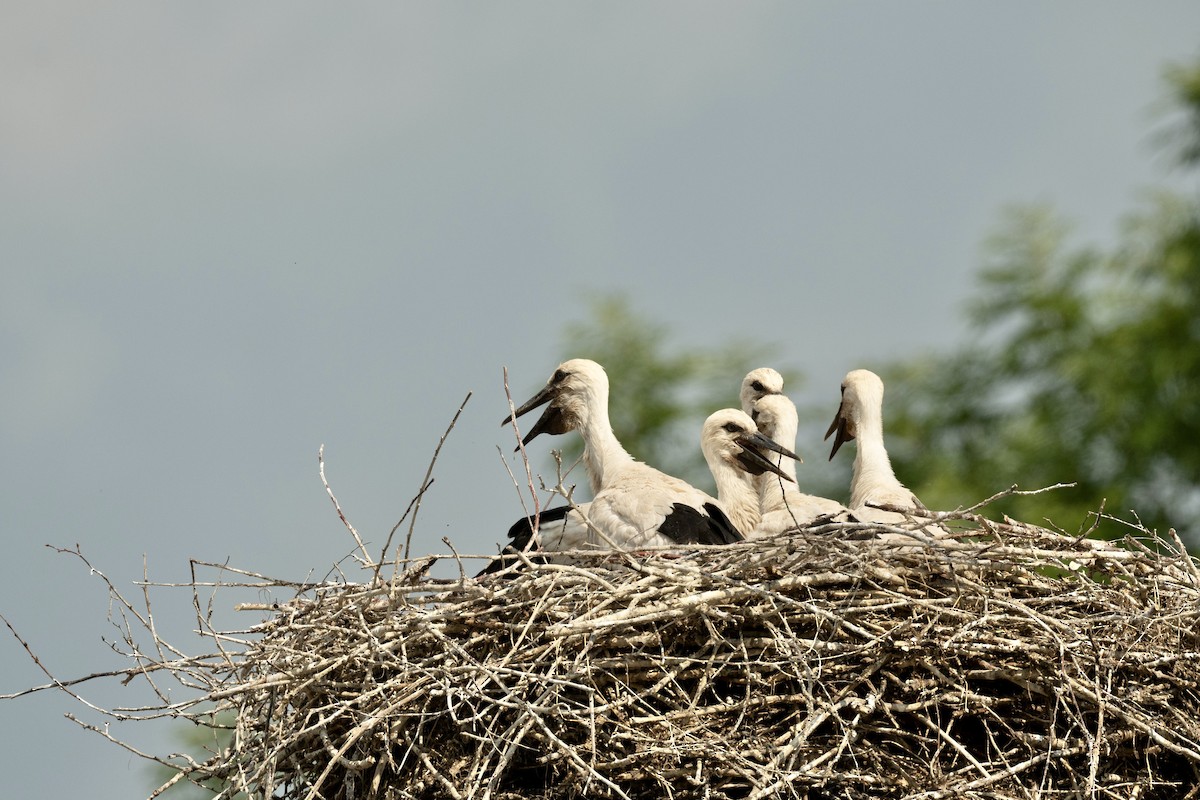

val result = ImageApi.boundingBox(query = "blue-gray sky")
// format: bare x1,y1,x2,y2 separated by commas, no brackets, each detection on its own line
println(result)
2,5,1197,798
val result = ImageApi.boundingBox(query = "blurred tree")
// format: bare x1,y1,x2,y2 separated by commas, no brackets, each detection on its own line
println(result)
881,57,1200,545
1157,57,1200,168
555,292,799,490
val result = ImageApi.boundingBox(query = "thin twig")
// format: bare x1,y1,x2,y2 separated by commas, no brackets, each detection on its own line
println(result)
318,444,372,567
395,390,472,569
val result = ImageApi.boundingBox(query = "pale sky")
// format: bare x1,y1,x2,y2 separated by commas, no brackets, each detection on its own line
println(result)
2,5,1198,798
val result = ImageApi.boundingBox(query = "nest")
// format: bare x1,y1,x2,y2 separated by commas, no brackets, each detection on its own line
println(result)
158,508,1200,800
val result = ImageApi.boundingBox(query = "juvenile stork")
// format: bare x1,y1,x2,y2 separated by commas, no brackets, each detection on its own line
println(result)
700,408,800,536
824,369,935,527
749,393,849,535
500,359,758,552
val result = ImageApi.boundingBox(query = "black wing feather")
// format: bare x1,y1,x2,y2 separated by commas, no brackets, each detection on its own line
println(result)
700,502,744,544
656,502,744,546
476,505,573,577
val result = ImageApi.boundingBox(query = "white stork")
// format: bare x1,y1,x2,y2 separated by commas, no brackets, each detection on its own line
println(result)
825,369,935,527
499,359,756,554
749,393,849,535
700,408,800,536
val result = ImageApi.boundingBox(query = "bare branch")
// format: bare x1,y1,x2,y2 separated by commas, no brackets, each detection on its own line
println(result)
317,444,371,567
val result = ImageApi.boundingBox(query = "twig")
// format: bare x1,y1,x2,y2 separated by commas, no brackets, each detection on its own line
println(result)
394,391,472,569
958,482,1078,514
501,366,541,523
318,444,372,567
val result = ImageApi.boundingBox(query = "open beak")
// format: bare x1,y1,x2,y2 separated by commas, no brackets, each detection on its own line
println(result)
824,401,854,460
748,431,801,464
501,383,571,449
734,431,800,482
502,382,554,427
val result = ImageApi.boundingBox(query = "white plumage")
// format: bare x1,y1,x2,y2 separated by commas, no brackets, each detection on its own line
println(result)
749,393,849,535
700,408,800,536
499,359,745,558
825,369,930,525
739,367,785,417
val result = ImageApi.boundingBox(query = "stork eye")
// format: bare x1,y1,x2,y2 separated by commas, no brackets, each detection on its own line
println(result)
722,422,743,434
551,369,569,384
751,380,765,392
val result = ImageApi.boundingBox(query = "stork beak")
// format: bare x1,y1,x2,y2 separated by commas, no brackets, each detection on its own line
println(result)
824,402,854,460
518,405,572,448
502,382,556,427
502,383,572,450
746,431,801,464
734,431,800,482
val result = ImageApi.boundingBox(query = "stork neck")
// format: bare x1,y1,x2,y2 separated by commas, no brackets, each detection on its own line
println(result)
579,404,633,494
713,466,761,536
769,416,800,484
850,428,902,508
755,410,798,514
757,470,788,516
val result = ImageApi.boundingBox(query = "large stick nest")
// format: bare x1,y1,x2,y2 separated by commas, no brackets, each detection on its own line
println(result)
186,510,1199,800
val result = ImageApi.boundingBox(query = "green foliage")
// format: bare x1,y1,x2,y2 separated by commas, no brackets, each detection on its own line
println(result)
1158,57,1200,168
558,292,798,489
882,84,1200,543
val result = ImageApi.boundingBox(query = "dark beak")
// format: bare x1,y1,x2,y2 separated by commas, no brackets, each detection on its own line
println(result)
824,401,854,460
734,431,800,481
518,405,572,447
745,431,801,464
502,383,556,427
502,383,571,450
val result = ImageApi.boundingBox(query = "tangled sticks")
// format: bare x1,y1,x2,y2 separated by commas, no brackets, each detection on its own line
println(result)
196,514,1200,800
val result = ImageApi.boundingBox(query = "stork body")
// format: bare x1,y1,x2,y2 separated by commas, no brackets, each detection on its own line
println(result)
748,393,848,535
502,359,756,553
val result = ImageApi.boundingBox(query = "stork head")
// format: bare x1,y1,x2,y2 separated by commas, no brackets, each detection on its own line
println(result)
749,392,797,442
701,408,799,482
739,367,785,417
824,368,885,460
501,358,609,447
